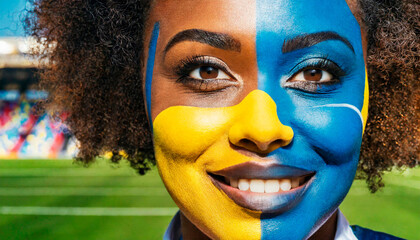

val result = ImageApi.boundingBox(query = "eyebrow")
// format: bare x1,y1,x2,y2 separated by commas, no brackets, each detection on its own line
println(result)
282,31,354,53
163,29,241,55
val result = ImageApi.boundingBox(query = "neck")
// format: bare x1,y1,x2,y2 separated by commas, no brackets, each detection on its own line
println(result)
308,210,338,240
180,213,211,240
180,210,338,240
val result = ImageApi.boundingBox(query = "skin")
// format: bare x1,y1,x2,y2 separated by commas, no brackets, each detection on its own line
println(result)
143,0,368,239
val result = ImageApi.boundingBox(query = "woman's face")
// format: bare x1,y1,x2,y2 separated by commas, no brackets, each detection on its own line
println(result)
144,0,368,239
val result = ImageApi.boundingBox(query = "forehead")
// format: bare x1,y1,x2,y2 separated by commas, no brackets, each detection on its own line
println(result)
149,0,256,46
148,0,360,35
257,0,359,36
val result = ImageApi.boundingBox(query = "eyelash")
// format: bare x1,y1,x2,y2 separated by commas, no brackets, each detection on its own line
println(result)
285,58,346,93
173,55,235,92
174,55,231,80
289,58,345,78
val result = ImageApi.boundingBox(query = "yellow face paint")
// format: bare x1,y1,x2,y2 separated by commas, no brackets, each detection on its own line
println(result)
153,90,294,240
361,69,369,133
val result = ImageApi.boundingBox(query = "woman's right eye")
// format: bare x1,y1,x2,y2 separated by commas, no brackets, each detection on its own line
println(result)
189,66,232,80
174,56,239,92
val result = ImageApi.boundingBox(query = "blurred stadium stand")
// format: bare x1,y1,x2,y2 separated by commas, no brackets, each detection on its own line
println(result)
0,37,77,159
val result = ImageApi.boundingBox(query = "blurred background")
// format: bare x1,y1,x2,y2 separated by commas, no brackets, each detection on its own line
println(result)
0,1,76,159
0,1,418,239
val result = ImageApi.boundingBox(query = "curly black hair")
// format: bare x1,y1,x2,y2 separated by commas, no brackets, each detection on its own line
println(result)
25,0,419,191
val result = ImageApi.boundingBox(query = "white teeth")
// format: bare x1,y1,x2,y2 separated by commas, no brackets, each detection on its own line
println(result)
265,180,280,193
226,177,306,193
279,179,292,191
250,179,265,193
238,179,250,191
291,178,299,188
230,179,238,188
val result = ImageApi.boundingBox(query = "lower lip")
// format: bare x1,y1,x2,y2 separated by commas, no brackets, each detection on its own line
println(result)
209,175,312,214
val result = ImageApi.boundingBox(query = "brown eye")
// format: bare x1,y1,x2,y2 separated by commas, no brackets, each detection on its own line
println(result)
290,68,334,82
199,66,219,79
303,69,323,81
190,66,231,80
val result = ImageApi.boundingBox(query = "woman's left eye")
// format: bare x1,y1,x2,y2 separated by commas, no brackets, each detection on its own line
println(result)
189,66,231,80
289,68,334,82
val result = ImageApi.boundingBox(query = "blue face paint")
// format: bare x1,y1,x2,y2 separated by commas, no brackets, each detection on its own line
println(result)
256,0,366,239
145,22,160,128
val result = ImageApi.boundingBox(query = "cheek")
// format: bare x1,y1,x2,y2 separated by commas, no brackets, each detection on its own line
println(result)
153,106,231,160
293,106,363,165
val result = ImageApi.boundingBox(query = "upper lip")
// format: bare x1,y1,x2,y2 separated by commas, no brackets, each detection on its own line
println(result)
210,161,315,179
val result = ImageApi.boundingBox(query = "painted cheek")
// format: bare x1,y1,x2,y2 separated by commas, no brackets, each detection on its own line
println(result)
287,69,368,165
153,105,231,160
293,106,363,165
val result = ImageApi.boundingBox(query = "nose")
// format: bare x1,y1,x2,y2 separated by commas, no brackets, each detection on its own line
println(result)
229,90,294,154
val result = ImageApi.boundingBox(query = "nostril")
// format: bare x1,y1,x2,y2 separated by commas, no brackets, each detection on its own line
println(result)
237,138,266,151
237,138,290,153
272,139,288,148
237,138,270,152
238,139,254,147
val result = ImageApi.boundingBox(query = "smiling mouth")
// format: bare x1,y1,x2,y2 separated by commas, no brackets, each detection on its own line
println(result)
208,161,315,213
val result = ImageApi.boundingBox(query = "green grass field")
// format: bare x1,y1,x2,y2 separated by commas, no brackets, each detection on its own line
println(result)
0,160,418,240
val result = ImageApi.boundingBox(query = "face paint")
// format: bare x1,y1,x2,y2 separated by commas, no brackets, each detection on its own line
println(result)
146,0,367,239
256,0,366,238
153,91,286,239
145,22,160,127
